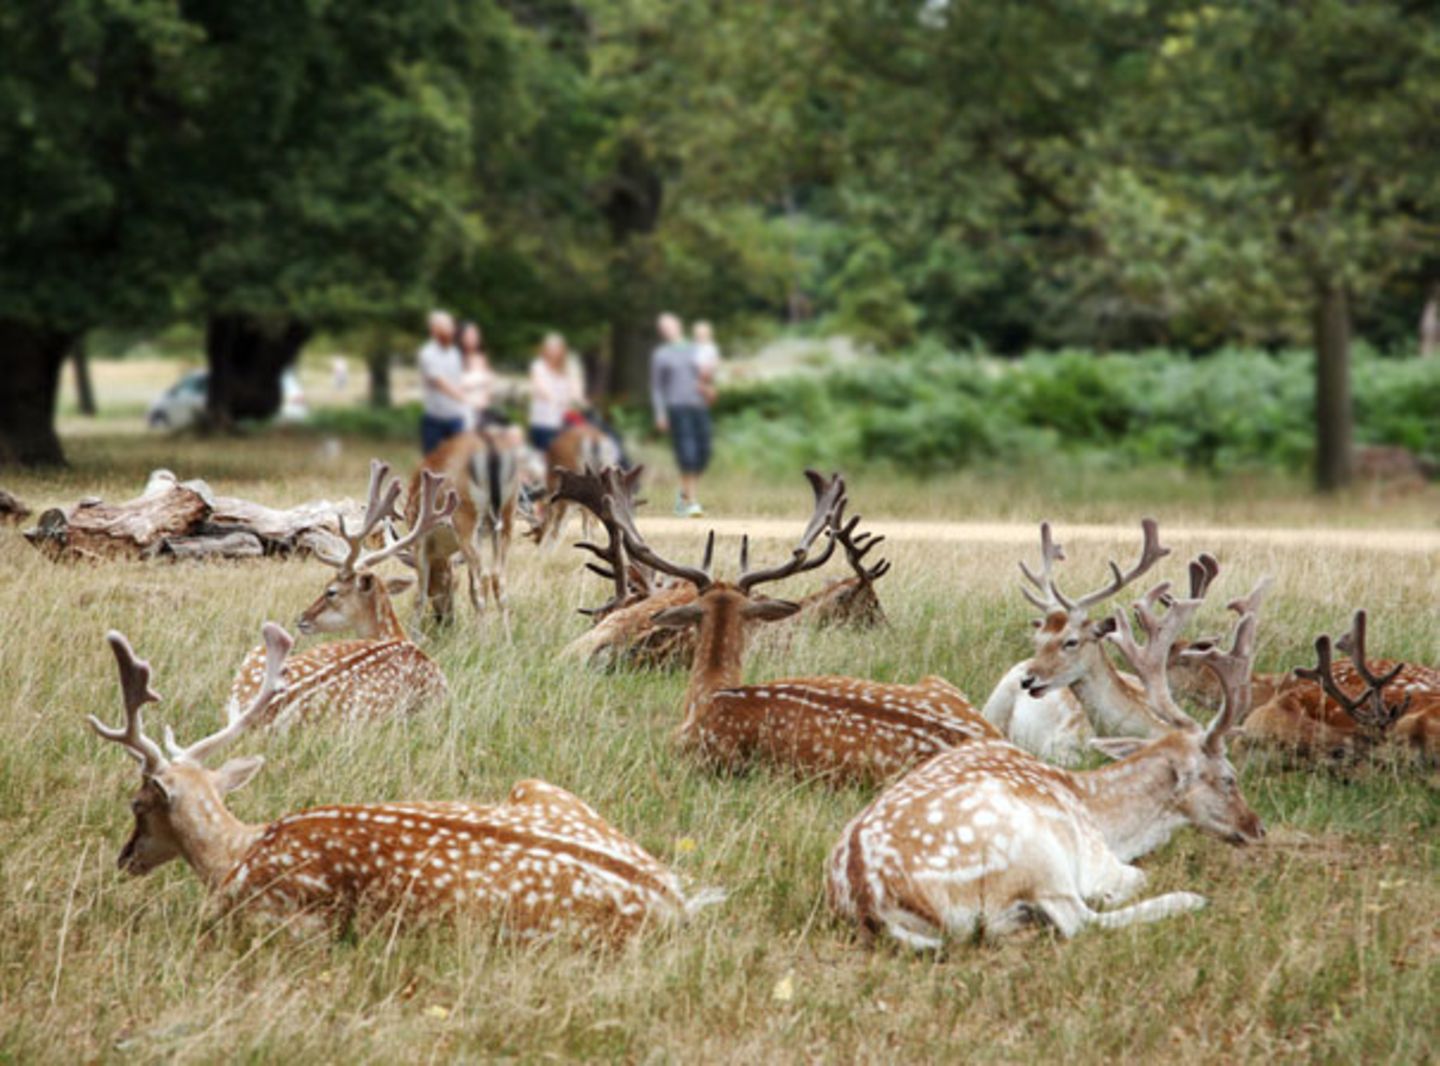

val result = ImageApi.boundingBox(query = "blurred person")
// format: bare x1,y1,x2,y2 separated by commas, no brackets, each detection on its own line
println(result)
418,310,467,454
693,320,720,406
459,321,521,447
651,312,710,516
528,331,587,453
330,356,350,395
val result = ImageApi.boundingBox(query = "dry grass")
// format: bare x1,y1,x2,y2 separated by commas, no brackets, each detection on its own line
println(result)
1,433,1437,1063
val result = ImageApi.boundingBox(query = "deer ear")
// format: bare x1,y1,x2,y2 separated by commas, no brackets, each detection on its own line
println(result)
1091,616,1119,638
742,598,801,622
212,755,265,795
385,575,416,596
357,573,376,593
1088,736,1148,761
651,603,705,629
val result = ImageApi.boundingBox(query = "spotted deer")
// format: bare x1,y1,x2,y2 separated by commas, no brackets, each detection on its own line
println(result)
794,507,890,628
408,430,523,625
609,470,998,785
829,581,1265,948
981,520,1182,765
1241,610,1440,761
94,626,713,942
535,423,622,550
229,460,453,728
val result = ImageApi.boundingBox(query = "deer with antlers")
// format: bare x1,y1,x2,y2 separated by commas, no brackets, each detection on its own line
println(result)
829,578,1266,948
607,470,997,785
980,519,1187,765
791,507,891,628
228,461,454,729
407,431,523,625
94,625,713,941
1240,610,1440,761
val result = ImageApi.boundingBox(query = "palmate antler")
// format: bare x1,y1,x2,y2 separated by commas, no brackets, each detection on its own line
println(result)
324,460,457,575
604,474,716,592
735,470,844,593
1181,605,1259,754
1295,610,1410,735
1021,519,1172,615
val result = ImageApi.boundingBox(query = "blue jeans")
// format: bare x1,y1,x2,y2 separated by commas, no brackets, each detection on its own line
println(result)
668,405,711,474
529,425,562,453
421,414,465,455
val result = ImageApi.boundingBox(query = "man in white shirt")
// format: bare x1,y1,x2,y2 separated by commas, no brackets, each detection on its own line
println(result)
418,310,467,454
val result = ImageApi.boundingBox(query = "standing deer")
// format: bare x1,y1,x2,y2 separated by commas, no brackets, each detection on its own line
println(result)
408,430,523,625
94,626,713,941
1241,610,1440,761
981,520,1179,765
829,580,1266,948
229,460,454,728
609,471,998,785
535,423,622,549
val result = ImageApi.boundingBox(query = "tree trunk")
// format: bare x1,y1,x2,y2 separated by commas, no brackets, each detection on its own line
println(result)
367,350,392,408
0,318,74,468
600,139,663,402
1421,282,1440,359
204,313,312,427
72,337,98,416
1313,280,1353,492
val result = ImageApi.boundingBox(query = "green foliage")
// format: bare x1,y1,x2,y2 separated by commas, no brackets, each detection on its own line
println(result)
713,347,1440,476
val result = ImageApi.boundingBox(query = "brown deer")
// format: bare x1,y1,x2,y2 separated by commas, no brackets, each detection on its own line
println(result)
535,423,622,549
829,581,1265,948
793,507,890,628
94,626,714,942
228,460,453,728
1240,610,1440,761
609,470,998,785
980,519,1181,765
408,431,523,625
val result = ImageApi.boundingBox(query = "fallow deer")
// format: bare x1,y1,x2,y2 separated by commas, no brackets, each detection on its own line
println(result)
94,626,714,942
535,423,622,549
981,519,1180,765
828,580,1265,948
229,460,454,729
408,430,523,625
793,508,890,628
610,471,999,785
1240,610,1440,761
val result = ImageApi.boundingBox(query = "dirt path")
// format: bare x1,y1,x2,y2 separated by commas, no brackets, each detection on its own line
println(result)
638,517,1440,554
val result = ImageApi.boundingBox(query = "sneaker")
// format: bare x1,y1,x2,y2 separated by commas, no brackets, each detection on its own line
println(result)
674,492,690,517
685,500,705,518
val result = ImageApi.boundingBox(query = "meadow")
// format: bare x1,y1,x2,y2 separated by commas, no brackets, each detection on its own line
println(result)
1,426,1437,1063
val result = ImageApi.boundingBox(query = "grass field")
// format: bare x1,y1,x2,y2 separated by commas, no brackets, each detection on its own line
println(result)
1,427,1437,1063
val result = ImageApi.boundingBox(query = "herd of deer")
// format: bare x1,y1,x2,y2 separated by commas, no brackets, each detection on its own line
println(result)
85,446,1439,950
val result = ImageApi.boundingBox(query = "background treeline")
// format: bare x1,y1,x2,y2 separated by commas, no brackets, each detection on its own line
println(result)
3,1,1438,484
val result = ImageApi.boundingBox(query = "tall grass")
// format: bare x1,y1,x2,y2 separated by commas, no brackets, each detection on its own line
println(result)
0,438,1436,1062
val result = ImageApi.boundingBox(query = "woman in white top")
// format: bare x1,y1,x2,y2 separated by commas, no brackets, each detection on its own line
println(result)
528,332,586,452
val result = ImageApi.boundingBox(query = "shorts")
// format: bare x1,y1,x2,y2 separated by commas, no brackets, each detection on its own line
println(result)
421,414,465,455
529,425,562,453
667,405,711,475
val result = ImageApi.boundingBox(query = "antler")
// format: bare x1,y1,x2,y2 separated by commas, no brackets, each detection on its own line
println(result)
1295,610,1409,735
736,470,844,593
168,623,295,765
604,484,714,592
88,632,168,775
358,469,458,572
328,459,404,573
1180,609,1259,753
831,501,890,586
1052,518,1172,614
1107,574,1212,731
1018,521,1067,611
561,465,646,617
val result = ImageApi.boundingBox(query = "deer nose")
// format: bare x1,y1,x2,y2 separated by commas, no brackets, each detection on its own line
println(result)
1020,675,1036,691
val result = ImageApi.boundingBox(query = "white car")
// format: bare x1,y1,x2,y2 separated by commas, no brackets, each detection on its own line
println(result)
148,369,308,429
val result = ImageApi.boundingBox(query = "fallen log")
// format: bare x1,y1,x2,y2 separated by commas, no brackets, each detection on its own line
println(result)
0,489,31,525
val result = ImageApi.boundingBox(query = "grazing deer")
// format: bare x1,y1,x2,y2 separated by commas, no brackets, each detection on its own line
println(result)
1241,610,1440,761
408,431,523,625
829,581,1266,948
536,423,622,549
94,626,711,942
229,461,453,728
609,470,998,785
980,520,1180,765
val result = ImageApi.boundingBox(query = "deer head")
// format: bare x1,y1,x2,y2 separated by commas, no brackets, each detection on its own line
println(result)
299,460,456,639
89,624,293,880
1018,519,1174,697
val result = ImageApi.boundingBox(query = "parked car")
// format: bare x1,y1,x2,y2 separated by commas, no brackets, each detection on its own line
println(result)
147,370,308,429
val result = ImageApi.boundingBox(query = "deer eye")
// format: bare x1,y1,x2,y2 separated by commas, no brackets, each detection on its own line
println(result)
1063,638,1080,650
325,587,339,600
130,800,145,815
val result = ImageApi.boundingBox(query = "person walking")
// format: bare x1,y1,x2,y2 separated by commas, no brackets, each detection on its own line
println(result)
417,310,467,454
651,312,710,516
527,331,586,453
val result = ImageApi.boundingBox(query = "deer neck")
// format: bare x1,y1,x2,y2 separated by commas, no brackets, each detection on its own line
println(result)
366,587,407,642
172,794,266,890
1071,746,1188,862
682,599,747,731
1071,650,1161,737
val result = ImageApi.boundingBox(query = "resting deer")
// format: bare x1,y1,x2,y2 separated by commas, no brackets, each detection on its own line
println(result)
981,520,1181,765
94,626,711,942
408,431,523,625
1241,610,1440,761
535,423,622,549
229,460,453,728
609,470,998,785
829,578,1266,948
794,508,890,628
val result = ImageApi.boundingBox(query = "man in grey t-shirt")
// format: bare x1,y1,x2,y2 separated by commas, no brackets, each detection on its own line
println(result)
651,312,710,516
418,310,467,454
